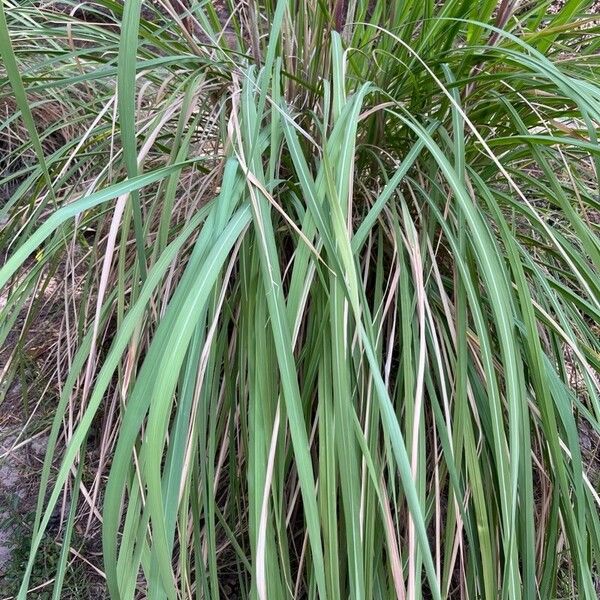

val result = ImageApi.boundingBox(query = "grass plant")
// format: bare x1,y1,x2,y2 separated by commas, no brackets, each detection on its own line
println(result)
0,0,599,598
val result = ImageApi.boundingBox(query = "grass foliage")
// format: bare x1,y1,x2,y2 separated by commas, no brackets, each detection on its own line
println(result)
1,0,600,598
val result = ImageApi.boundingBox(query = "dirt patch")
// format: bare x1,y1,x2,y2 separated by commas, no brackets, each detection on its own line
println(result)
0,409,49,580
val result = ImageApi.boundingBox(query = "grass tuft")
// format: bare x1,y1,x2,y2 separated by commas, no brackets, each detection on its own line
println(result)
1,0,599,598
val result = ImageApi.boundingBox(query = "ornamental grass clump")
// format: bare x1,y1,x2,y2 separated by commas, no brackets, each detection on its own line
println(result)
0,0,599,598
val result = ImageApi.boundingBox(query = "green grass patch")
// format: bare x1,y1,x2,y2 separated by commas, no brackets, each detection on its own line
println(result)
1,0,599,598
